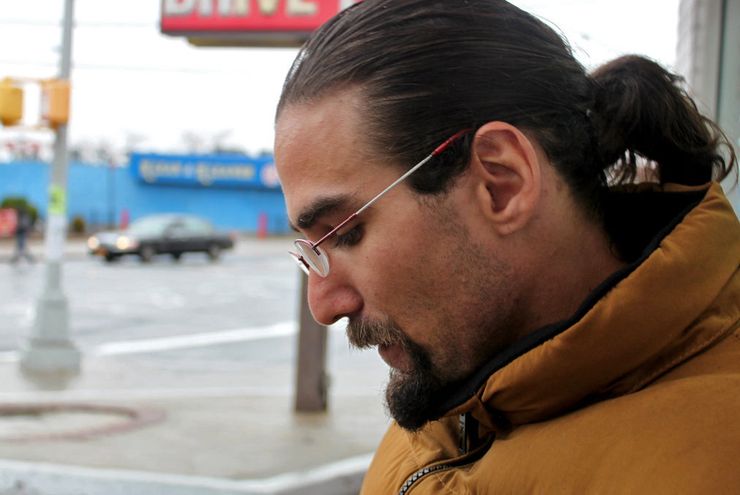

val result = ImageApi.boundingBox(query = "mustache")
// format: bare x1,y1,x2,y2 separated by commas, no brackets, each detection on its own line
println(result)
346,317,405,349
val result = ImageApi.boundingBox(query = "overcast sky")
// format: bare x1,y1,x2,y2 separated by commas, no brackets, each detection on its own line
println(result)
0,0,680,156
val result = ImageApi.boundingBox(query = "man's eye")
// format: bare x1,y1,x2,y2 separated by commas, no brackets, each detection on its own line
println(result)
334,225,363,247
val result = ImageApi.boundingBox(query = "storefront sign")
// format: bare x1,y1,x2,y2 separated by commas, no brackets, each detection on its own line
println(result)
160,0,361,46
130,153,280,189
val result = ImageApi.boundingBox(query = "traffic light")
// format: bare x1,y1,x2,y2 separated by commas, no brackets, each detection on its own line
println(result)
41,79,70,128
0,78,23,126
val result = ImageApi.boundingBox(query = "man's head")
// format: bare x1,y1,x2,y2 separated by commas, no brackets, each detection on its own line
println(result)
274,0,612,430
273,0,734,429
277,92,535,429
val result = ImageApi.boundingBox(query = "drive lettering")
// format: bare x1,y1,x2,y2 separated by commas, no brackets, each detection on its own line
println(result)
163,0,320,17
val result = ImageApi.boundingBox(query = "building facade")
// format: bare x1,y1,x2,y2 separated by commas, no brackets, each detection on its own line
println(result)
0,153,289,234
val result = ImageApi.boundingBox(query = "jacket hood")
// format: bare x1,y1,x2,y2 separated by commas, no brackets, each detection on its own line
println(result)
443,183,740,432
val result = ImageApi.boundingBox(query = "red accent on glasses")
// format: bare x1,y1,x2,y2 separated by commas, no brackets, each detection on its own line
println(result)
432,129,472,156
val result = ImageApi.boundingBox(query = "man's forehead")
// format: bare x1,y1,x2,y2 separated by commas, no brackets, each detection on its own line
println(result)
275,89,369,157
275,91,378,224
276,97,361,175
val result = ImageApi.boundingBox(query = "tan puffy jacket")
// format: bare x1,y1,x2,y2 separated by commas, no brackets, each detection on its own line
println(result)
362,183,740,494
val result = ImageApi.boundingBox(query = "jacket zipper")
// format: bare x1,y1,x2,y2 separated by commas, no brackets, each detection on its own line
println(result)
397,429,494,495
398,463,455,495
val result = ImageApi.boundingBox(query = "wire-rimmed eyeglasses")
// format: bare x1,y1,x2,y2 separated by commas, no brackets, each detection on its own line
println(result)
289,129,471,277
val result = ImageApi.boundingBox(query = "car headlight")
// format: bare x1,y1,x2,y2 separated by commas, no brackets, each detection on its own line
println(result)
87,236,100,250
116,236,139,250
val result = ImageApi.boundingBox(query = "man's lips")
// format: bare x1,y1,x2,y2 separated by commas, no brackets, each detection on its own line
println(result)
378,342,409,371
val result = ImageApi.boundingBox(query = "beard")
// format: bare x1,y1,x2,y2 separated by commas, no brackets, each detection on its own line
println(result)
347,316,459,431
343,205,521,431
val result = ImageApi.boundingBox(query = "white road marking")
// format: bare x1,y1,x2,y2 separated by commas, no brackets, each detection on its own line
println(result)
94,321,297,356
0,321,347,361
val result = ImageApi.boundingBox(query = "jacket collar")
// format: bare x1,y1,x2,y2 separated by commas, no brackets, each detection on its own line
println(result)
440,183,740,432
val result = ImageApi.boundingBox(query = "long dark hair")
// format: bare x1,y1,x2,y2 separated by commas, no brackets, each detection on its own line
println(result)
277,0,736,217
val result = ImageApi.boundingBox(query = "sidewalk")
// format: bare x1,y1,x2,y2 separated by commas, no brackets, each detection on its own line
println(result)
0,236,390,495
0,234,87,262
0,355,387,495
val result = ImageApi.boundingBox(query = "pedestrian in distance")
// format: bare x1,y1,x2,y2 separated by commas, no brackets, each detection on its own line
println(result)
274,0,740,493
10,206,35,264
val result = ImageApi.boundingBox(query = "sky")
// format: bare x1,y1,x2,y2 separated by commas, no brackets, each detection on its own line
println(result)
0,0,680,158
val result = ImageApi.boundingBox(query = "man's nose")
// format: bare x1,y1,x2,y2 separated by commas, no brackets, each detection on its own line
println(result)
307,270,363,326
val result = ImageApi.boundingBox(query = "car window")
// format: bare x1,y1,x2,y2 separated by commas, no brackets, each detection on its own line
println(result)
127,216,172,236
181,217,214,235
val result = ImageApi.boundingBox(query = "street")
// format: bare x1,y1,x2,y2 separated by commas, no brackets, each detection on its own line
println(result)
1,238,299,350
0,237,387,395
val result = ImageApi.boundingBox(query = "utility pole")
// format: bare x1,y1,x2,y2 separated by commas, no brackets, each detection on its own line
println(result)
20,0,81,377
294,274,328,412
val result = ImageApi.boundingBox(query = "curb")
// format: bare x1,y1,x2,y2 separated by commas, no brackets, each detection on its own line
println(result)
0,455,371,495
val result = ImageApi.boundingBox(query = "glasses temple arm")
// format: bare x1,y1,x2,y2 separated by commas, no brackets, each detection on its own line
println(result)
313,212,359,248
355,129,469,216
312,129,470,250
312,153,434,250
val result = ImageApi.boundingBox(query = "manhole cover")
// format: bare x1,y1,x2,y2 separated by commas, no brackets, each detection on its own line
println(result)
0,403,165,442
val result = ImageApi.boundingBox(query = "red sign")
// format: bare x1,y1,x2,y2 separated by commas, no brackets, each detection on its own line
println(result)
161,0,359,34
0,208,17,238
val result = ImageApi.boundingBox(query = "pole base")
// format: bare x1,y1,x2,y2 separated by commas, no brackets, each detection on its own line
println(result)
20,340,81,377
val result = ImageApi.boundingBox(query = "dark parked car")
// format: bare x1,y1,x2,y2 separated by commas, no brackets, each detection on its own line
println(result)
87,214,235,263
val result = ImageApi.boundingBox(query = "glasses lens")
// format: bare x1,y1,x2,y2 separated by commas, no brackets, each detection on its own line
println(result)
294,240,330,277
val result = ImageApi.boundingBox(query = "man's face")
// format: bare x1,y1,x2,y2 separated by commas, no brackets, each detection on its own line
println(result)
275,91,521,429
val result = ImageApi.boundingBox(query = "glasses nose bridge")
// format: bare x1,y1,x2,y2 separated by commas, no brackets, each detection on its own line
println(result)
289,250,310,275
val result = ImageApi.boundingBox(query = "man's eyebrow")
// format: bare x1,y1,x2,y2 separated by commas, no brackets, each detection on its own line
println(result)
290,195,353,232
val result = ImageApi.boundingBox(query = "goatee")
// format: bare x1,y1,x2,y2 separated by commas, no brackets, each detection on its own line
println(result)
346,317,451,431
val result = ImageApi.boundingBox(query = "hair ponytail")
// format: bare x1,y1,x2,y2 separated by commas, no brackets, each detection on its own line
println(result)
590,55,737,187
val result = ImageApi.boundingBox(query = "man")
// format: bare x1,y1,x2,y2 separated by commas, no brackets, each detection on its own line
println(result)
274,0,740,492
11,206,35,264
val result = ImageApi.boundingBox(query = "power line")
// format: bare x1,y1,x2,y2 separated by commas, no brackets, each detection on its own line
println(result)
0,59,259,75
0,20,154,28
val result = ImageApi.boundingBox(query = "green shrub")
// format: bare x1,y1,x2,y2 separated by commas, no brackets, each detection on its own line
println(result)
70,215,86,234
0,196,39,223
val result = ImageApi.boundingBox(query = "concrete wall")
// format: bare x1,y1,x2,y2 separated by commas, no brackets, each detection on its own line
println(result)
676,0,739,214
676,0,723,117
717,0,739,154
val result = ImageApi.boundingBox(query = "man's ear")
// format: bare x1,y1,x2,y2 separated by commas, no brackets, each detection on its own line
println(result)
469,122,543,235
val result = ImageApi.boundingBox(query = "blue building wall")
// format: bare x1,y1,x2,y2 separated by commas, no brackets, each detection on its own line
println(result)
0,158,290,234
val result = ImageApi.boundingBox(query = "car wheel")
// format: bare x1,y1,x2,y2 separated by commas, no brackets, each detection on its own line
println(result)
172,252,182,261
207,244,221,261
139,245,155,263
104,253,118,263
